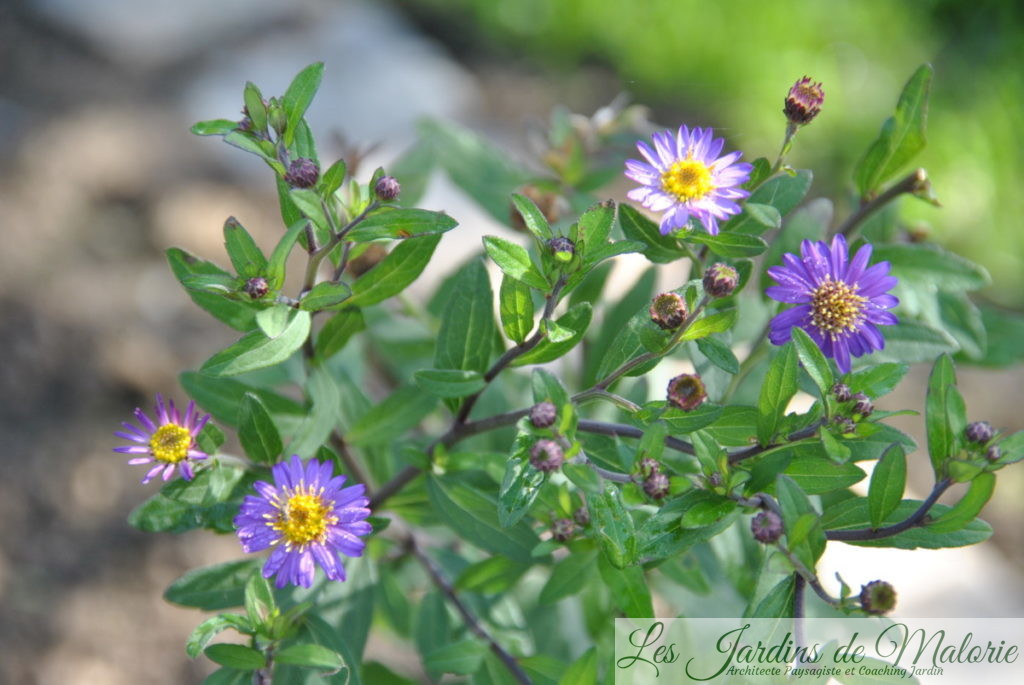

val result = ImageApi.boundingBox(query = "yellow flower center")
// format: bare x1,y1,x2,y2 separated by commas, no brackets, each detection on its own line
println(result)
810,279,867,337
149,424,192,463
661,158,715,202
272,488,337,547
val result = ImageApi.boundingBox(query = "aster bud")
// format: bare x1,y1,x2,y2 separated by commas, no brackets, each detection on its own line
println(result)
551,517,576,542
859,580,897,615
243,277,270,300
965,421,994,445
851,393,874,418
703,263,739,298
751,511,783,544
707,472,723,488
529,401,558,428
666,373,707,412
284,158,319,189
649,292,687,330
548,237,575,263
832,416,856,435
236,117,254,133
831,382,852,403
573,507,590,527
784,76,825,126
529,439,564,472
638,457,661,477
986,445,1002,462
642,471,670,500
374,175,401,201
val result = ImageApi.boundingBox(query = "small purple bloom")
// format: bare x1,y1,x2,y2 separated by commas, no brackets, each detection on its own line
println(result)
234,455,371,589
766,235,899,374
625,126,752,235
114,394,210,483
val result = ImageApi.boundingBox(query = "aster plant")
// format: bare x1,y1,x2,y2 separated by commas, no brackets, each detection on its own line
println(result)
118,63,1024,683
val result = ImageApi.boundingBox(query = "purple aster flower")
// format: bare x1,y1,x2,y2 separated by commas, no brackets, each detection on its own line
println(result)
625,126,753,235
114,394,210,483
766,235,899,373
234,455,372,589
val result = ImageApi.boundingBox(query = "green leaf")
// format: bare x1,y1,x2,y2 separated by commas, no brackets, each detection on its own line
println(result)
346,386,437,446
223,131,279,168
532,368,570,407
680,309,737,342
244,571,275,626
925,354,956,476
498,456,546,527
167,248,256,331
186,615,252,659
299,281,351,311
315,308,365,360
426,474,540,563
180,372,305,432
165,560,261,610
660,404,723,434
513,302,592,366
348,234,440,306
845,363,908,398
928,472,996,533
346,208,458,242
874,243,990,291
742,202,782,229
282,62,324,147
201,310,311,376
558,648,598,685
288,188,329,234
870,320,956,365
749,576,795,618
790,327,833,399
868,445,907,528
539,547,598,605
320,159,347,198
499,274,535,344
455,556,528,594
434,260,496,374
413,369,486,398
204,644,265,671
274,644,345,670
776,475,826,568
757,344,799,445
938,291,986,360
255,304,291,338
690,231,768,258
483,235,549,289
223,217,267,278
191,119,238,136
618,204,685,263
696,336,739,374
242,82,267,134
588,484,637,568
578,200,615,248
597,554,653,617
822,498,992,549
735,170,814,232
510,193,553,241
265,219,308,290
418,119,530,223
425,640,487,676
782,455,866,495
237,393,283,464
855,64,933,197
288,367,341,460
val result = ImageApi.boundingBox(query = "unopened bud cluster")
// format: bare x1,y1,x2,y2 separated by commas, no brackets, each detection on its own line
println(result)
703,263,738,298
548,237,575,263
530,439,564,472
638,457,669,500
751,510,783,544
784,76,825,126
666,373,707,412
374,175,401,201
243,277,270,300
650,292,686,330
551,518,576,542
284,158,320,189
859,580,897,615
529,401,558,429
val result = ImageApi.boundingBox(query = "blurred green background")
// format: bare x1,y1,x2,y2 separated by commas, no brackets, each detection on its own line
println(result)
405,0,1024,306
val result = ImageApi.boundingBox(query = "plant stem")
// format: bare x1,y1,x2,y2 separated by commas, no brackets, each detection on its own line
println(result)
825,478,952,541
453,276,567,426
407,535,533,685
832,168,928,239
